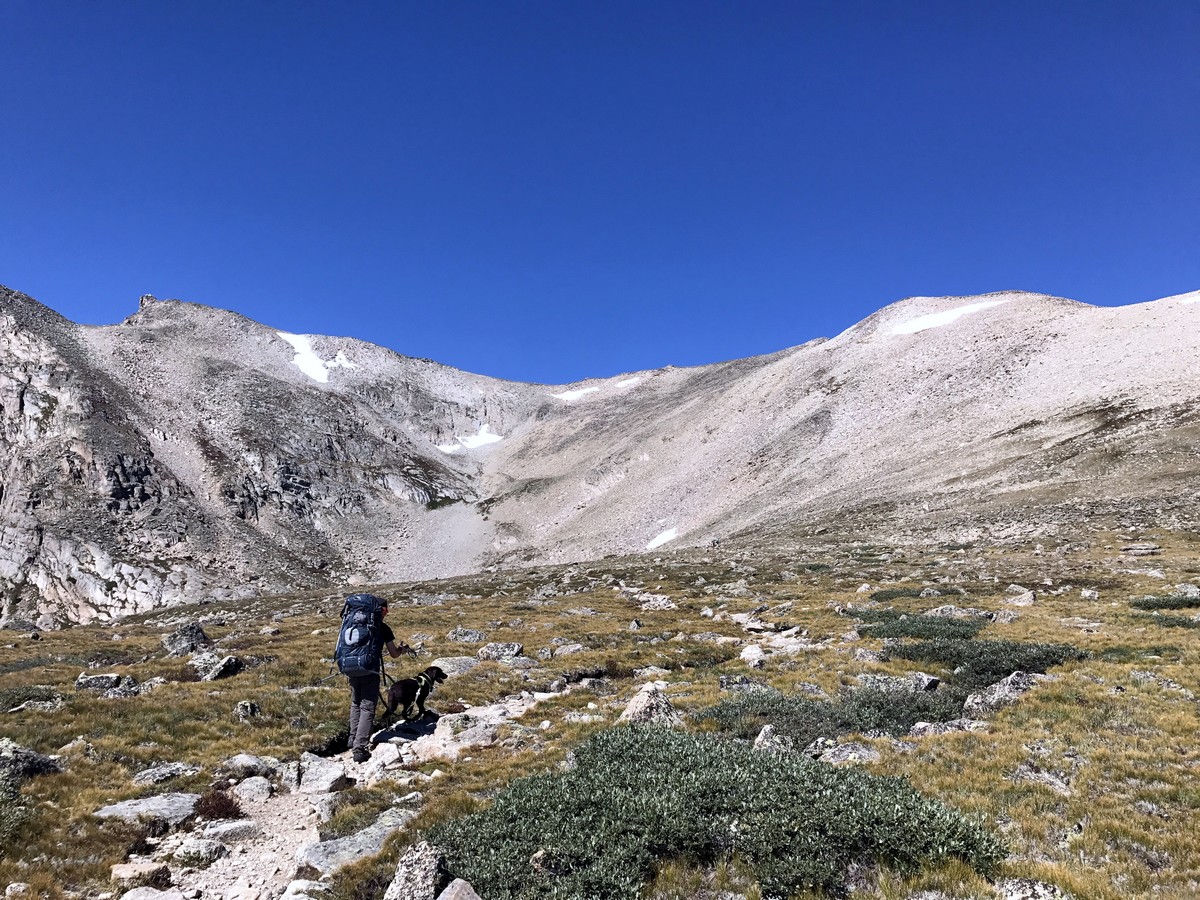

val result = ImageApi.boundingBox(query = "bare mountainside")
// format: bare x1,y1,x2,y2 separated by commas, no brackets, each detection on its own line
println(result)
2,285,1198,627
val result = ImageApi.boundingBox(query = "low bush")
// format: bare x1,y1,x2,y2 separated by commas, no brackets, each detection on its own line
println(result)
0,777,28,857
0,684,60,710
891,639,1087,690
697,687,963,745
194,788,244,821
1132,613,1200,629
1129,596,1200,611
430,726,1004,900
850,610,985,641
869,588,925,602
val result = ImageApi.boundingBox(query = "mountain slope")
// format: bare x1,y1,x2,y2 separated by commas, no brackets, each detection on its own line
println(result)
2,285,1197,626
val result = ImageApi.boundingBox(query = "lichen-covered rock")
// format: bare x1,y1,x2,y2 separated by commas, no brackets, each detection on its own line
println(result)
173,836,227,865
964,671,1055,717
617,685,681,727
199,655,243,681
231,776,273,802
477,641,522,661
131,762,200,786
446,628,486,643
751,724,795,754
0,738,61,784
297,753,350,794
383,840,443,900
161,623,212,657
430,656,479,677
94,793,200,827
435,881,483,900
295,807,416,874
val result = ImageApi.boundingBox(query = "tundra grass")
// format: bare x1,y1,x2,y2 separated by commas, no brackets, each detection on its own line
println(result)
3,535,1200,897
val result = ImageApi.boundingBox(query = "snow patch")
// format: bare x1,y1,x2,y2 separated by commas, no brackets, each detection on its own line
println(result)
615,378,641,388
552,386,600,401
891,300,1011,335
437,424,504,453
276,333,358,383
645,528,678,551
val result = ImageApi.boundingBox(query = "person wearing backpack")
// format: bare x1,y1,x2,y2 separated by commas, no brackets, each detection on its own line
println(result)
334,593,412,762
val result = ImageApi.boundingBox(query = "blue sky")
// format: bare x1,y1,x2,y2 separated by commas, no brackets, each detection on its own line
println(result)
2,1,1197,383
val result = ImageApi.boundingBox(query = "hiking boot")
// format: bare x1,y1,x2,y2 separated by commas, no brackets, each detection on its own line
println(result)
352,748,371,763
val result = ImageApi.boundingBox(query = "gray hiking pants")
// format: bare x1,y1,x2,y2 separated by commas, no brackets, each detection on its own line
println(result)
347,673,381,752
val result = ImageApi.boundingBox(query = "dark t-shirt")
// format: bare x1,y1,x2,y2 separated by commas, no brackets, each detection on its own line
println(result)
378,620,395,647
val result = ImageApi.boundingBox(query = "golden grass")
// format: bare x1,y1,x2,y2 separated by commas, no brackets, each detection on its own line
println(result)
3,533,1200,896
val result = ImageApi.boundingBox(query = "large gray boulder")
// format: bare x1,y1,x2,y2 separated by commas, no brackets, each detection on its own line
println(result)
0,738,61,784
199,655,244,681
383,841,443,900
430,656,479,677
964,671,1055,717
617,685,681,727
446,628,486,643
161,623,213,657
297,753,350,794
296,807,416,874
477,642,523,661
95,793,200,826
232,776,274,802
436,881,483,900
75,672,140,697
132,762,200,786
219,753,281,779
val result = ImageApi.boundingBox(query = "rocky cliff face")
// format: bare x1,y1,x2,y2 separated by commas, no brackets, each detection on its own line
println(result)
2,285,1198,627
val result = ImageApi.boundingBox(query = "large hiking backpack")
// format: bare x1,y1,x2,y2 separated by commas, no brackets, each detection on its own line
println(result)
334,593,385,677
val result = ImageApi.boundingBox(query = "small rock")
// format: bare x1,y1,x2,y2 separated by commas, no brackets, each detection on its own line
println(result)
553,643,586,656
298,753,350,793
95,793,200,827
382,840,443,900
234,700,260,721
280,881,330,900
200,655,244,681
132,762,201,786
219,753,280,779
739,645,766,668
161,623,213,657
119,890,186,900
964,671,1055,718
446,628,486,643
201,819,262,842
435,880,483,900
173,837,227,865
1175,583,1200,599
232,776,273,802
993,879,1072,900
0,737,62,783
1005,591,1037,607
110,862,171,889
752,724,795,754
477,642,523,661
909,718,988,737
617,685,681,727
429,656,479,677
295,808,416,874
1080,588,1100,601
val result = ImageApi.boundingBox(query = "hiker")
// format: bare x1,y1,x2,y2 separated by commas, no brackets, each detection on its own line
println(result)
334,593,412,762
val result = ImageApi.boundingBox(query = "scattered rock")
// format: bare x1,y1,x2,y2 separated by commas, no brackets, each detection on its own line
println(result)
805,738,880,764
132,762,200,786
553,643,586,656
918,587,941,598
281,881,330,900
295,807,416,874
173,837,227,865
752,724,795,754
161,623,213,657
994,877,1072,899
75,672,141,697
95,793,200,827
1080,588,1100,601
297,753,350,793
1175,583,1200,599
446,628,486,643
0,737,61,783
638,595,676,611
382,840,443,900
199,655,243,681
231,776,273,802
430,656,480,677
435,880,483,900
617,685,681,727
1122,543,1161,556
119,889,186,900
201,819,263,842
219,754,280,779
110,862,171,890
909,718,988,737
740,644,766,668
1004,590,1037,607
924,605,994,619
964,671,1055,717
477,642,522,660
1013,761,1072,795
234,700,260,721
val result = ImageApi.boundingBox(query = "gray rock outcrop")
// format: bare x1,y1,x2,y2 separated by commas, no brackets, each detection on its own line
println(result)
295,807,416,874
617,685,682,727
964,671,1055,717
161,623,212,657
95,793,200,826
383,841,443,900
297,753,350,793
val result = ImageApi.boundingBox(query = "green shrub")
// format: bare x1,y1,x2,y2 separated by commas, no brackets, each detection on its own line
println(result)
697,687,962,745
891,640,1087,690
1132,613,1200,629
0,684,60,710
869,588,925,602
0,777,29,857
850,609,985,641
1129,596,1200,611
430,727,1004,900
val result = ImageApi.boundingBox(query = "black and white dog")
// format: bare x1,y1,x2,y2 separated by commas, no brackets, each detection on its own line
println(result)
383,666,447,722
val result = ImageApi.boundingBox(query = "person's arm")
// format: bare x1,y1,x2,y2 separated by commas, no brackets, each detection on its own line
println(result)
386,640,415,658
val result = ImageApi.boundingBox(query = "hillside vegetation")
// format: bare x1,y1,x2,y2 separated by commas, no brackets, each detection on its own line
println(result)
2,525,1199,899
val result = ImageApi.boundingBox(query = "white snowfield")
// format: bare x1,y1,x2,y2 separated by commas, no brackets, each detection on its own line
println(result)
437,423,504,454
551,386,600,401
276,332,358,383
645,528,678,550
890,299,1011,335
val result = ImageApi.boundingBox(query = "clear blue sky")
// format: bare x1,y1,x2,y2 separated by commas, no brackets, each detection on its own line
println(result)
2,1,1197,383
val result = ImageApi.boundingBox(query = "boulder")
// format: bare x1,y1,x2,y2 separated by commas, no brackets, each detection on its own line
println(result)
173,836,227,865
477,642,523,661
446,628,486,643
95,793,200,826
1175,583,1200,599
295,807,416,874
0,738,61,783
109,862,171,889
806,739,880,765
199,655,243,681
751,724,795,754
297,753,350,793
76,672,136,694
232,776,273,802
201,819,262,842
219,753,280,779
430,656,479,677
923,605,993,619
436,881,483,900
553,643,585,656
119,890,186,900
994,878,1072,899
131,762,200,786
161,623,213,657
617,685,681,727
1080,588,1100,601
1005,591,1037,607
964,671,1054,717
909,718,989,737
281,881,331,900
740,645,766,668
234,700,260,721
383,840,443,900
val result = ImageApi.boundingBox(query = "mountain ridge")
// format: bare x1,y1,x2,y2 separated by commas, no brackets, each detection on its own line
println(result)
2,283,1197,627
